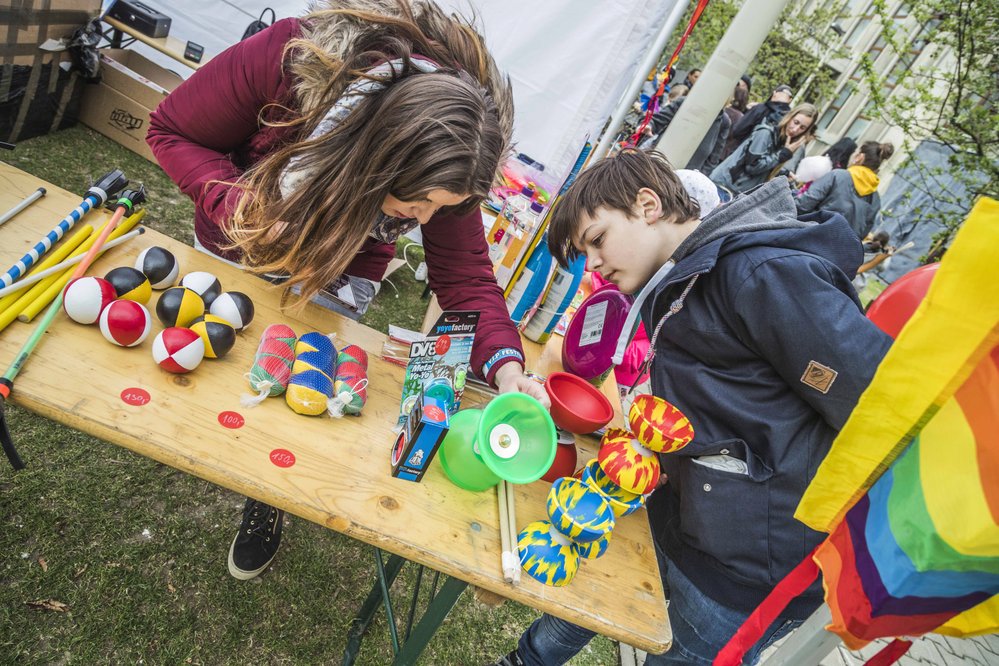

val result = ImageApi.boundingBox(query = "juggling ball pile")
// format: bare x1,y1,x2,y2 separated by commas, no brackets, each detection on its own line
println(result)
287,332,337,416
60,246,255,375
243,327,370,418
330,344,369,417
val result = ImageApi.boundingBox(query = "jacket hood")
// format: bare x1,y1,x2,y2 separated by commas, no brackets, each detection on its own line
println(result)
848,165,880,196
662,177,862,289
672,177,807,261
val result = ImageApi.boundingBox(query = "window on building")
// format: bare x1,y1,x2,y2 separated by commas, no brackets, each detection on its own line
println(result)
884,22,934,88
846,100,876,139
839,0,870,18
845,16,872,47
868,34,888,60
818,78,855,130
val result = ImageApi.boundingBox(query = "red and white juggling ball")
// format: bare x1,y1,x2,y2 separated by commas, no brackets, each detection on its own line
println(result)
152,327,205,373
99,300,152,347
63,276,117,324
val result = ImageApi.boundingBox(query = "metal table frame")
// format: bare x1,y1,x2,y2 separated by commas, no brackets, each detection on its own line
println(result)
342,548,469,665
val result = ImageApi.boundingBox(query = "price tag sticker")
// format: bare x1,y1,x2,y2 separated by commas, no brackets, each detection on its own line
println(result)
120,388,151,406
217,411,245,429
269,448,296,468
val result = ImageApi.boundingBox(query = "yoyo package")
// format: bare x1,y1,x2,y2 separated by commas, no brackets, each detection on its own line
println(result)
391,393,451,482
397,310,479,425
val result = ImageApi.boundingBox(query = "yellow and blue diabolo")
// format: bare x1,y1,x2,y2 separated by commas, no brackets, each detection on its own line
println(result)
517,520,580,587
581,458,647,517
519,475,616,587
546,476,615,543
577,531,612,560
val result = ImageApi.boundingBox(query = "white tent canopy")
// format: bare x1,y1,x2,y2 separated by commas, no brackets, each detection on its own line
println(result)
121,0,678,179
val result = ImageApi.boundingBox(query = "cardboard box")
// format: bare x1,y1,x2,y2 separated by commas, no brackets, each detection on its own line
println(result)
391,393,451,482
78,49,182,162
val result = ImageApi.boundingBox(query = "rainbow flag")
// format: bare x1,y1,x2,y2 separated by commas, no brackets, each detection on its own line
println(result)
716,198,999,664
801,197,999,645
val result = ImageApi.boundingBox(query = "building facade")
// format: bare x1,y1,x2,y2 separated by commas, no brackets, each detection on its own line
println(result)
793,0,954,191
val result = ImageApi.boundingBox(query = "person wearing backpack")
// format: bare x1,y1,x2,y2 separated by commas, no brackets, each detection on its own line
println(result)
725,84,792,150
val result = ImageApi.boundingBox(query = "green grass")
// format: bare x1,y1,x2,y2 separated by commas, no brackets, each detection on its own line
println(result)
0,126,619,665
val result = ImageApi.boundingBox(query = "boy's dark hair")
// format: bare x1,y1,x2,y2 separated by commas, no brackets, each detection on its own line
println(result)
547,149,700,267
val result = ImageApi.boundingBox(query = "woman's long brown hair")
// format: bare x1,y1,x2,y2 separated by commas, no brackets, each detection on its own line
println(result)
777,102,819,143
224,0,512,303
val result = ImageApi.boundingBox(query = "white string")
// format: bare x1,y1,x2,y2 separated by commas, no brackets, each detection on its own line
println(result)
612,260,675,366
327,377,370,418
626,274,700,398
240,371,274,407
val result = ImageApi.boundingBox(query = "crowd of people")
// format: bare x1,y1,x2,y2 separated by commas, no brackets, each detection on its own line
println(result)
636,66,896,250
143,2,900,662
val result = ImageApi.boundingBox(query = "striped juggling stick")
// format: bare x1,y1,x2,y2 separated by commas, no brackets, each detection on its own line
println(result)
0,170,126,288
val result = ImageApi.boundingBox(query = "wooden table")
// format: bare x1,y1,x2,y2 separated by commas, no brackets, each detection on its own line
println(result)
0,163,669,662
104,17,208,70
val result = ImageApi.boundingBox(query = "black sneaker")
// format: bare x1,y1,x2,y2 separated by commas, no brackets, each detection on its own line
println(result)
227,499,285,580
488,650,524,666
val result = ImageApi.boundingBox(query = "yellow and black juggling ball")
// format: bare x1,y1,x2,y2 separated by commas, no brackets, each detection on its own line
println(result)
181,271,222,308
155,286,205,328
189,314,237,359
104,266,152,304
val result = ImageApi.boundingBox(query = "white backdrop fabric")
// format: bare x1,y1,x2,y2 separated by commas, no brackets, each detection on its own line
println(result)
119,0,678,179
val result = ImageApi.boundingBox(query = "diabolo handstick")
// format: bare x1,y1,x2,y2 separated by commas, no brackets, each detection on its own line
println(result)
0,187,46,229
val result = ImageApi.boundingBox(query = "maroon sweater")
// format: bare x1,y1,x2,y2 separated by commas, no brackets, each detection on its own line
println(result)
147,19,524,385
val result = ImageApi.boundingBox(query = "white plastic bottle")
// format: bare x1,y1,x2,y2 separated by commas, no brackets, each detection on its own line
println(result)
487,185,534,263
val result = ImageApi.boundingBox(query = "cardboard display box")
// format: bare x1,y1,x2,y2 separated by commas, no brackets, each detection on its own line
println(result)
78,49,182,162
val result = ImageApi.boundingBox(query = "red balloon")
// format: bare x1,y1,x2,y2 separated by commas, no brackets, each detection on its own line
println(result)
866,263,940,339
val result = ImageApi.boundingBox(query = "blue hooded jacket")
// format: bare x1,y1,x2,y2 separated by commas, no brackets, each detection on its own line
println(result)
641,178,892,618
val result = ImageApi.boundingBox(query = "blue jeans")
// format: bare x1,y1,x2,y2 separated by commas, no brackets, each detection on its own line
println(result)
516,555,802,665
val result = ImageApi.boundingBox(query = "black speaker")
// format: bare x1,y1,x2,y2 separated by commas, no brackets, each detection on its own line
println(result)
108,0,172,39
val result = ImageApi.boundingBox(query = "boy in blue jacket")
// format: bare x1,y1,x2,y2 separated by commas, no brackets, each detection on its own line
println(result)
495,149,892,665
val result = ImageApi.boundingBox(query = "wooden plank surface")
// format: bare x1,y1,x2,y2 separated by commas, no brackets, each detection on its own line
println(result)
104,17,208,70
0,163,670,653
